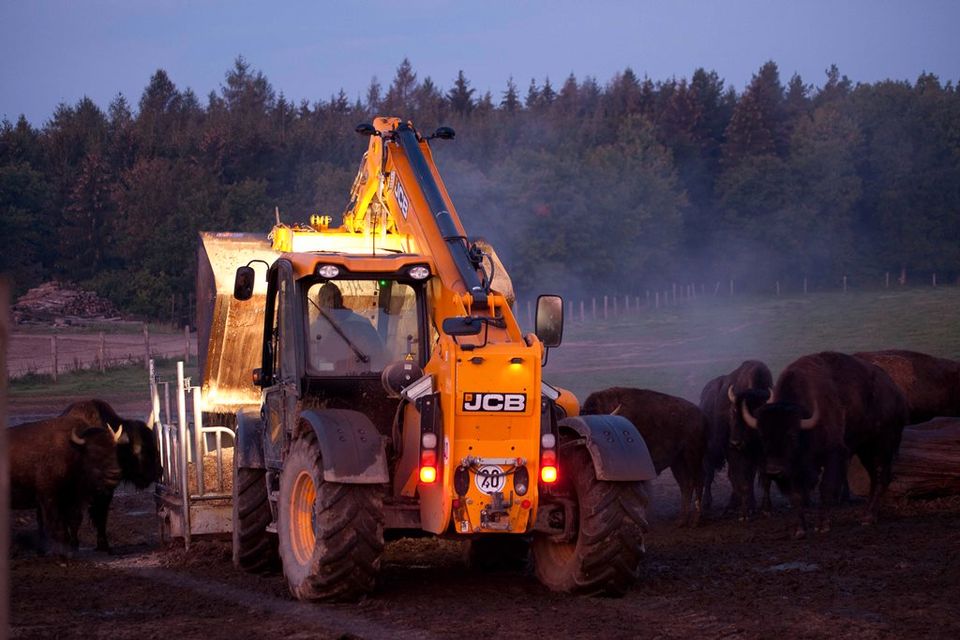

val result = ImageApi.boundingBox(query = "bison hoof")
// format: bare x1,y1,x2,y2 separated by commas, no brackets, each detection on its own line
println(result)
793,528,807,540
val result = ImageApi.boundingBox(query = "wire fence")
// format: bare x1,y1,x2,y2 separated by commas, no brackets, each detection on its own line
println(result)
517,273,957,329
7,325,195,380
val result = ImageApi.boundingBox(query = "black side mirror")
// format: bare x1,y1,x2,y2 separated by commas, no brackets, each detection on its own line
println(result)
442,316,483,336
234,266,255,301
431,126,455,140
355,123,377,136
535,295,564,348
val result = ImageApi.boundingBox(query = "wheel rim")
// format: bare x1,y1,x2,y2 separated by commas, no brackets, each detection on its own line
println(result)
290,470,317,565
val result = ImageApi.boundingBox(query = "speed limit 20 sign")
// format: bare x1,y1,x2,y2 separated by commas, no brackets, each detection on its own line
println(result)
474,465,507,494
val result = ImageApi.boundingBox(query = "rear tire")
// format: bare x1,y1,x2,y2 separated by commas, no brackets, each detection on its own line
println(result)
232,463,279,573
278,431,384,601
532,446,648,596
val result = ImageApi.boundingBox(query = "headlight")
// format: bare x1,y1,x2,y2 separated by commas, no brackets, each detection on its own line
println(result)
317,264,340,278
408,265,430,280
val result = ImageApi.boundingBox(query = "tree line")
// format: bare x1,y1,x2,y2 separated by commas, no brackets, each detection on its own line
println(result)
2,57,958,318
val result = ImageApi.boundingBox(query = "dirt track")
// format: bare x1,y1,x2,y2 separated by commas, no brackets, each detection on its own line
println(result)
9,445,960,639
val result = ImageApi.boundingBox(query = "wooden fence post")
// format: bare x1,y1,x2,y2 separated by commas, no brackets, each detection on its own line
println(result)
143,324,151,370
655,292,660,309
98,332,105,373
184,325,191,363
843,275,848,293
603,296,608,319
50,335,58,383
933,273,937,287
580,300,585,323
526,300,533,326
804,277,808,294
729,280,734,296
885,272,890,289
776,281,781,296
592,297,597,319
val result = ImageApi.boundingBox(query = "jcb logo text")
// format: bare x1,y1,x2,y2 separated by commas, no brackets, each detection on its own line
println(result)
462,392,526,412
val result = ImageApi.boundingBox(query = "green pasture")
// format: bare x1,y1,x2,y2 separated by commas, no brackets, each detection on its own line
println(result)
546,286,960,402
9,358,198,398
9,287,958,405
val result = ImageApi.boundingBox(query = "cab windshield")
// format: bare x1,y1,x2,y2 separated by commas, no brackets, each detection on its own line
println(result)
305,279,420,376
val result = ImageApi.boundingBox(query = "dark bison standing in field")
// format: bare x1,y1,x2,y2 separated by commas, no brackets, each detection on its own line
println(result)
854,350,960,423
10,417,123,555
61,399,162,551
698,360,774,517
582,387,706,526
742,351,909,537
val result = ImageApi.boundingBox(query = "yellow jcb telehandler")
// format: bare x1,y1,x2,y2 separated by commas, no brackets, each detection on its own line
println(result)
200,117,656,600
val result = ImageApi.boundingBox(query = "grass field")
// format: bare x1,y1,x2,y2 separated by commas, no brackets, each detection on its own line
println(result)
9,357,198,398
9,287,958,405
546,286,960,402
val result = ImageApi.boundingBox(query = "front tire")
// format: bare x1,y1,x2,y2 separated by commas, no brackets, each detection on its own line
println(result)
232,461,279,573
532,446,649,596
277,431,384,601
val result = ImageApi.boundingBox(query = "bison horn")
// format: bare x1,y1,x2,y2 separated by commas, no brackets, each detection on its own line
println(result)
70,427,86,446
611,404,622,416
741,402,759,430
765,387,774,404
799,402,819,430
727,385,736,403
108,423,124,443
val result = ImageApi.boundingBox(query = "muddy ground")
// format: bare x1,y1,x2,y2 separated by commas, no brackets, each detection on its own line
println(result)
8,394,960,639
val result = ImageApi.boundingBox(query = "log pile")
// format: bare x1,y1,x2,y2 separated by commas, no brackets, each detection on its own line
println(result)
849,417,960,500
13,281,119,324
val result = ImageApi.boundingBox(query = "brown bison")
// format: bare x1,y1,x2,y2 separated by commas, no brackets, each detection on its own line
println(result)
698,360,774,517
61,399,161,551
854,350,960,422
741,352,908,538
582,387,706,526
10,417,123,555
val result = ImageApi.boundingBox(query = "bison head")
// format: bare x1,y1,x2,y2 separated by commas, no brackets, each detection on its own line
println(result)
115,419,161,489
581,388,622,417
727,385,772,449
742,400,818,477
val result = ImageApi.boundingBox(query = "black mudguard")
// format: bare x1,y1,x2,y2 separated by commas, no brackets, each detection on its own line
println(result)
300,409,389,483
559,415,657,481
235,408,265,469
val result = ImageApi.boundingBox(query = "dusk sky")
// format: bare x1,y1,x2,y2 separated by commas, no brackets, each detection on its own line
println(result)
2,0,959,125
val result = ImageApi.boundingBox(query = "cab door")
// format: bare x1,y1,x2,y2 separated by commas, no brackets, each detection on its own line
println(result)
261,260,302,468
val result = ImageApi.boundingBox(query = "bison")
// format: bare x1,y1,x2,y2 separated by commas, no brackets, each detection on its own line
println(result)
582,387,706,526
741,352,908,537
10,417,123,555
698,360,774,517
854,350,960,423
61,399,161,551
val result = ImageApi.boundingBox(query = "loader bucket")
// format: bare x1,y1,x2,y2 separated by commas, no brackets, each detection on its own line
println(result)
196,232,278,415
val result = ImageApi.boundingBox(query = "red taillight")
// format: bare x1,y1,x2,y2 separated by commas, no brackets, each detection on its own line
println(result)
419,448,437,484
419,465,437,483
540,448,558,483
541,465,558,483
